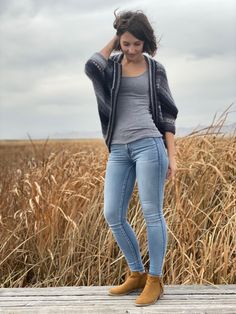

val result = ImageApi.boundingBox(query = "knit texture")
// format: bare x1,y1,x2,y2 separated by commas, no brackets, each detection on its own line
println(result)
84,52,178,152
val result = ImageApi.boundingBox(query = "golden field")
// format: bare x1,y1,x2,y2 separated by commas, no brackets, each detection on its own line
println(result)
0,130,235,287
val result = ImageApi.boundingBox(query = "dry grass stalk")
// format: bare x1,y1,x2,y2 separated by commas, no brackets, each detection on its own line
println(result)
0,107,235,287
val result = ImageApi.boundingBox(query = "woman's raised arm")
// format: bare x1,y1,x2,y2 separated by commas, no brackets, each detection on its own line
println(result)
99,35,119,60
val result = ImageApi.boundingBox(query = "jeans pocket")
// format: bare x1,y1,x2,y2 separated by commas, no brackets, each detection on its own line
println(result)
154,137,168,158
161,138,168,154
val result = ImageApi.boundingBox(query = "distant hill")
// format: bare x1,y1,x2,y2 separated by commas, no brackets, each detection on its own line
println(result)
1,124,235,141
49,123,236,139
49,130,102,139
176,123,236,136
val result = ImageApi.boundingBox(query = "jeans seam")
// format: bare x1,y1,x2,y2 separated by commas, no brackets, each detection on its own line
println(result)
119,164,142,269
153,137,166,276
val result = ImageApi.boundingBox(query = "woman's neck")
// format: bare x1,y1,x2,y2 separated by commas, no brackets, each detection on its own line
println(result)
122,53,145,65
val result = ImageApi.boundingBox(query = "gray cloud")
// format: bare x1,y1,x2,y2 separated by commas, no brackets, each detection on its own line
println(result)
147,0,236,58
0,0,235,139
0,0,130,16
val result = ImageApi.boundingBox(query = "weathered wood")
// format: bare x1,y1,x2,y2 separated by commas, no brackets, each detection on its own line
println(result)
0,284,235,313
0,284,235,295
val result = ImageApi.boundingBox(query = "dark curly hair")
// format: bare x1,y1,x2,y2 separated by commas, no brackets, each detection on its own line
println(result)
113,9,161,57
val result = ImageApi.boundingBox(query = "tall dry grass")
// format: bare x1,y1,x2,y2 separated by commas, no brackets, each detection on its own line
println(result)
0,109,235,287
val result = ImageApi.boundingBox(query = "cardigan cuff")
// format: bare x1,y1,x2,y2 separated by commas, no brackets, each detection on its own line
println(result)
89,52,108,71
161,120,176,134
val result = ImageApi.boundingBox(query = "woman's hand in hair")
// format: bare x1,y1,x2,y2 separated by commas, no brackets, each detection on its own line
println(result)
99,35,119,60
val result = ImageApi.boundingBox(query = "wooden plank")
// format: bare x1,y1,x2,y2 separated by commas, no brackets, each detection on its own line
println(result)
0,300,236,306
0,285,235,314
0,285,235,295
0,294,236,301
0,305,235,314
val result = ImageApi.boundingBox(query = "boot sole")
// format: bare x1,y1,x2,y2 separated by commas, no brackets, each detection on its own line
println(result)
134,292,164,306
108,288,144,296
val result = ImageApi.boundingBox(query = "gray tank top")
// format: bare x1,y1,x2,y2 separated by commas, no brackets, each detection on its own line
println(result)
111,69,162,144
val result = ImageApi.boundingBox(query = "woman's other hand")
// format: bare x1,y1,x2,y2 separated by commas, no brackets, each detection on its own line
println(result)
166,156,177,180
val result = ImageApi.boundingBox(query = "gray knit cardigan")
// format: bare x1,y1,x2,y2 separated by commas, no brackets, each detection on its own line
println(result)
84,51,178,152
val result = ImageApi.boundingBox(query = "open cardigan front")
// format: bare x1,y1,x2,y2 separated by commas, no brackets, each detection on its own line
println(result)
84,51,178,152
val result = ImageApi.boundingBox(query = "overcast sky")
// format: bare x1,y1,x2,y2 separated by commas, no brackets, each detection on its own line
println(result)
0,0,235,140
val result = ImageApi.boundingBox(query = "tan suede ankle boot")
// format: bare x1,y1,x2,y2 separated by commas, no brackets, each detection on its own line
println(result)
108,271,147,296
135,273,164,306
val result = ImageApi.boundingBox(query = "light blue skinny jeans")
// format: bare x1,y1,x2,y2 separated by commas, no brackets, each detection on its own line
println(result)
104,136,169,277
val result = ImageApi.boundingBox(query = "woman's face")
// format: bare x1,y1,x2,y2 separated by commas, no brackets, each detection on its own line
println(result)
119,31,144,61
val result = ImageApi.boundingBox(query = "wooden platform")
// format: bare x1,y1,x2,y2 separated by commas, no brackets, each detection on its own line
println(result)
0,284,235,313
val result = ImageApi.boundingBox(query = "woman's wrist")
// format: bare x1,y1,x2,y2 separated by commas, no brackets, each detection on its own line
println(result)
99,35,119,59
168,153,176,159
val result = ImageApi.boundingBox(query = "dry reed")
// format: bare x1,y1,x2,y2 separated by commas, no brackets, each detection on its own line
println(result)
0,107,235,287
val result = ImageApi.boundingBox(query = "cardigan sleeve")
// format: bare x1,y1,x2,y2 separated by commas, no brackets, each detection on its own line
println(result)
157,66,178,134
84,52,108,80
84,52,111,104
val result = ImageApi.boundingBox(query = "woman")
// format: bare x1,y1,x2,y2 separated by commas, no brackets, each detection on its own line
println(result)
84,9,178,307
